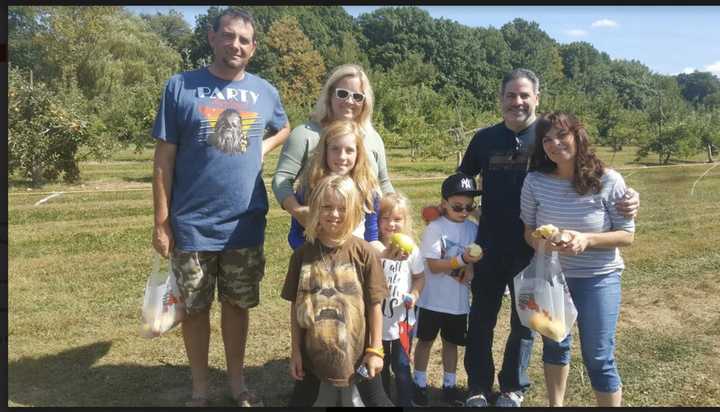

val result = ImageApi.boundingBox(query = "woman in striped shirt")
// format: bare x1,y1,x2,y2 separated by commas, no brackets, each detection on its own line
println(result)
520,111,635,407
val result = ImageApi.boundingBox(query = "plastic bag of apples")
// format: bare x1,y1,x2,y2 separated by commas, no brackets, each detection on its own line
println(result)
514,242,577,343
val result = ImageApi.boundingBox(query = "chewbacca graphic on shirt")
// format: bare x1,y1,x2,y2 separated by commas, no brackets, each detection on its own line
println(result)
295,260,366,387
208,108,249,154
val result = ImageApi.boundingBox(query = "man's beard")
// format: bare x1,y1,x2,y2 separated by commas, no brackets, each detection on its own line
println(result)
221,56,247,71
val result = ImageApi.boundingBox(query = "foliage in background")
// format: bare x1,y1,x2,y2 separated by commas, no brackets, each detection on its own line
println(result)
9,6,181,154
263,16,326,111
8,68,107,186
8,5,720,185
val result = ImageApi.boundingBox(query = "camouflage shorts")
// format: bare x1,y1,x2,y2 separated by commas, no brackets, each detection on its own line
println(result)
171,245,265,315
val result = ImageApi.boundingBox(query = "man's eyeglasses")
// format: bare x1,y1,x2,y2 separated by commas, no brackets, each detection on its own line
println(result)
334,88,365,104
449,203,476,213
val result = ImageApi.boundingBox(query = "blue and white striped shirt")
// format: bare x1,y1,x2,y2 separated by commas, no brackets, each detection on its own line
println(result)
520,169,635,278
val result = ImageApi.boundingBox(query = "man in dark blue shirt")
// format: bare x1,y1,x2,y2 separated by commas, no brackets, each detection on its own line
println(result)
458,69,639,407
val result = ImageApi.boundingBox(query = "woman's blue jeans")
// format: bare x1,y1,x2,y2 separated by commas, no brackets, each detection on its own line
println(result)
541,271,622,393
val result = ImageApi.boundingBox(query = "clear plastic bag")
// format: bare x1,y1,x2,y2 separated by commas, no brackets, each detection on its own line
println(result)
514,242,577,343
139,254,186,338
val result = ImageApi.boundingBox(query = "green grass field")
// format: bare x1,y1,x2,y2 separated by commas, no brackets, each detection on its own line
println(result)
8,145,720,406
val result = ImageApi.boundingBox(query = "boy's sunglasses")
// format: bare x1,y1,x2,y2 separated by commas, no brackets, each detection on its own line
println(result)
449,203,477,213
334,88,365,104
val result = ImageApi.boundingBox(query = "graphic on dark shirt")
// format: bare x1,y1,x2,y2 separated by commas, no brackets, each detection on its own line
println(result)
488,150,530,171
296,260,366,386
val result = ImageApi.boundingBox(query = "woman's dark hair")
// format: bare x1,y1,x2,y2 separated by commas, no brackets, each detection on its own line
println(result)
529,112,605,195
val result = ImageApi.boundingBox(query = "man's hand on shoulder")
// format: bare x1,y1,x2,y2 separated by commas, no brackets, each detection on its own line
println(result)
616,187,640,219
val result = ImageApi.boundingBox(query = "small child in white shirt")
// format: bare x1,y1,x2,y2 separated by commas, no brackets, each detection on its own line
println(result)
412,173,483,406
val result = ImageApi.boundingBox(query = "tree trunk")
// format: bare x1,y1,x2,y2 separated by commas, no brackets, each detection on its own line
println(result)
707,144,714,163
31,164,44,187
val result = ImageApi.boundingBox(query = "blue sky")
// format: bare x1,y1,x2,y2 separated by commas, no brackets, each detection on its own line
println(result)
124,5,720,77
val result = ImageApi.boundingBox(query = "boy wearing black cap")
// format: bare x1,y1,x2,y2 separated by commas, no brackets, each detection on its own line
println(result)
411,173,484,406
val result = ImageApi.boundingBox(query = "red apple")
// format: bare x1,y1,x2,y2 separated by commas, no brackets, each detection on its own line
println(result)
421,205,441,222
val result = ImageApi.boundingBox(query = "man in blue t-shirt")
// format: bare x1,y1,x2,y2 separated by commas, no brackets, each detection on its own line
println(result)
151,8,290,407
458,69,639,408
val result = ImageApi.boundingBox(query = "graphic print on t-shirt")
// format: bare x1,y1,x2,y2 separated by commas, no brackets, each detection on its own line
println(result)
295,260,366,385
197,98,265,155
440,236,465,278
382,259,406,318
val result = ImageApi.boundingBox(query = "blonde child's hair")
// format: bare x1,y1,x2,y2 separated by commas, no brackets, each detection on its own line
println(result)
305,175,364,245
300,120,379,213
378,192,415,241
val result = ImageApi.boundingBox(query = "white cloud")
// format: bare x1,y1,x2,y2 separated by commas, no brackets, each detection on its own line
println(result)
704,61,720,76
681,67,695,74
565,29,588,37
591,19,618,28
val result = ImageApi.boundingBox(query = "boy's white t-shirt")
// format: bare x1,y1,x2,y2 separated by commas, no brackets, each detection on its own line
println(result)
417,216,478,315
381,247,424,341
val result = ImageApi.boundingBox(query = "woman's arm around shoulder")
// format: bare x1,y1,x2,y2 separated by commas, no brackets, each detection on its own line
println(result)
272,122,318,207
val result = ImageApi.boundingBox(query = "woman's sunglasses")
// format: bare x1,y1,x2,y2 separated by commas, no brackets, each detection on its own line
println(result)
449,203,477,213
334,88,365,104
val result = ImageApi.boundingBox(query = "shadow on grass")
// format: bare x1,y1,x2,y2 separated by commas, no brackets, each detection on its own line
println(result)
122,176,153,183
8,177,39,189
8,340,294,407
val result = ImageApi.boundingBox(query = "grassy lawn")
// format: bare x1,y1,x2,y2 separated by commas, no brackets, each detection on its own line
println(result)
7,145,720,406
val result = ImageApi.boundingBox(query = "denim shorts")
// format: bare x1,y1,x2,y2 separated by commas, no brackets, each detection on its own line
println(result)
541,271,622,393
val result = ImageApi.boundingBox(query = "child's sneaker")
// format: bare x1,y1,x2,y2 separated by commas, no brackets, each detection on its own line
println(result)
412,383,429,407
442,385,465,406
495,391,523,407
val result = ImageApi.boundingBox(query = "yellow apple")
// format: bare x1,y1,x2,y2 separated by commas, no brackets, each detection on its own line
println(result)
528,312,550,331
528,312,566,341
545,320,566,342
468,243,483,258
532,224,559,240
389,233,416,254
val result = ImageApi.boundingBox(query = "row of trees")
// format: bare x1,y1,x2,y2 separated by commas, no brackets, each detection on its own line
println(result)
9,5,720,185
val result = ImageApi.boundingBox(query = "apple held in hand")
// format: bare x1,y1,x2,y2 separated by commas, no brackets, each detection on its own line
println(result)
389,233,417,254
467,243,483,258
531,224,559,240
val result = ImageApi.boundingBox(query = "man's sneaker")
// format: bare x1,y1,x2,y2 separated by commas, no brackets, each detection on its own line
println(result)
465,390,489,407
442,385,465,406
412,383,429,407
495,391,524,407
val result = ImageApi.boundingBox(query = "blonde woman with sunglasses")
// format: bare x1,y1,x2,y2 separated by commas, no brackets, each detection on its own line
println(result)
272,64,395,244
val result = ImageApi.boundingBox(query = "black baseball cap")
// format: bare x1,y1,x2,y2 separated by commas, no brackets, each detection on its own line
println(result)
442,173,482,199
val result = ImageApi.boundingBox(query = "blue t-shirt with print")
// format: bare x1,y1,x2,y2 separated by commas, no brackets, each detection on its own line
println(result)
152,68,288,251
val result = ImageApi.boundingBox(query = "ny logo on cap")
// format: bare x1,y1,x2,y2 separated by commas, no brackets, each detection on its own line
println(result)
461,178,473,190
